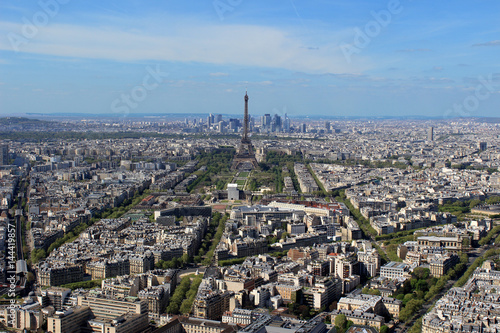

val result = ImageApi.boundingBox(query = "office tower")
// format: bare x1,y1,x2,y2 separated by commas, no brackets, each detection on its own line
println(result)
427,127,434,141
272,114,282,132
228,118,239,131
479,142,487,151
261,114,271,129
218,121,225,133
325,121,331,131
283,114,291,133
0,144,8,165
208,113,214,127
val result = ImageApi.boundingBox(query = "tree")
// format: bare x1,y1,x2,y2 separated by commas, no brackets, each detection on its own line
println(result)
469,199,482,208
179,300,192,314
380,325,389,333
486,196,500,205
268,236,278,244
167,302,179,314
298,305,310,319
462,237,470,248
362,288,381,296
413,267,430,280
26,272,35,283
403,293,415,306
416,280,428,292
172,257,180,268
31,248,46,263
400,299,424,322
334,314,347,330
288,302,299,315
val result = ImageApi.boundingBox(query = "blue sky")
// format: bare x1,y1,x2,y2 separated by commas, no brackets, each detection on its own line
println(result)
0,0,499,118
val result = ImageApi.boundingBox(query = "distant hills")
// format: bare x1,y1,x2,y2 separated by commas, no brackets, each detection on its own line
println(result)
0,117,55,126
476,117,500,124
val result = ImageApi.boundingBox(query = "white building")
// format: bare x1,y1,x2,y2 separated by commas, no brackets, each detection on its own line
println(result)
380,262,410,279
227,183,239,200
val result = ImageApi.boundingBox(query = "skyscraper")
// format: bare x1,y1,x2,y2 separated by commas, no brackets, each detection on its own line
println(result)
0,144,8,165
283,114,291,133
427,127,434,141
272,114,282,132
261,114,271,129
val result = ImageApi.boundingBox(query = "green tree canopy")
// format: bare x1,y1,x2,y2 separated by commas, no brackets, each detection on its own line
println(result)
334,314,347,329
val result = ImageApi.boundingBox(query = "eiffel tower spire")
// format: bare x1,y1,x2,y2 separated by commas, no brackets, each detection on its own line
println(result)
232,91,258,170
242,90,249,142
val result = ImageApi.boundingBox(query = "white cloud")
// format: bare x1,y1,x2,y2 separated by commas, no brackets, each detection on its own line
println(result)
396,48,431,53
210,72,229,77
0,20,369,74
472,40,500,47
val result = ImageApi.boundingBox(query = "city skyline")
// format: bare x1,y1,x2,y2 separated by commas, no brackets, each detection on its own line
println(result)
0,1,499,118
0,2,499,328
0,96,499,332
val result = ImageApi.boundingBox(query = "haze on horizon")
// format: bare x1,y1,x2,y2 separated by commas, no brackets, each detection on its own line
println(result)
0,0,499,119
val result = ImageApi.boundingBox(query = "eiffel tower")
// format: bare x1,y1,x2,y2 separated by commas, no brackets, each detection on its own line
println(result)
232,91,258,170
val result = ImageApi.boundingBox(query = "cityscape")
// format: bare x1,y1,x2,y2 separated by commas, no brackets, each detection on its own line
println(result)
1,1,500,333
0,95,498,333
